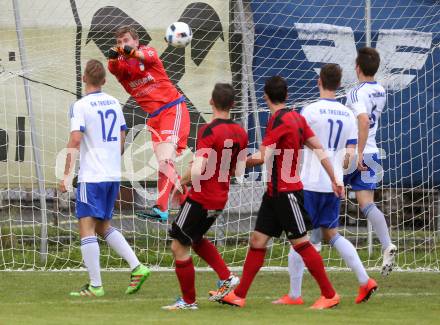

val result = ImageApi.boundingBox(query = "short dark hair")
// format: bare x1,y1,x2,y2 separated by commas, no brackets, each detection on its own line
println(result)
211,83,235,111
115,25,139,40
356,47,380,76
264,76,287,104
320,64,342,91
85,59,105,86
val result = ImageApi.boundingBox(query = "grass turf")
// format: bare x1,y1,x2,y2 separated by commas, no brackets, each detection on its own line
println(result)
0,271,439,324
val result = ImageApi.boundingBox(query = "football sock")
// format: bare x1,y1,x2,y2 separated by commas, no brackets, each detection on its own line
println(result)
330,233,369,285
157,159,179,212
288,246,305,299
104,227,140,270
175,257,196,304
80,236,101,287
361,203,392,250
192,238,230,280
294,241,335,299
234,247,266,299
310,227,322,245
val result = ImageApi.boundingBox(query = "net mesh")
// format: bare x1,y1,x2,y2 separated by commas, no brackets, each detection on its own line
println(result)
0,0,438,270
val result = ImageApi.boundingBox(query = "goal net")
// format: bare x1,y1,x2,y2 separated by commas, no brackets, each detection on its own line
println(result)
0,0,439,271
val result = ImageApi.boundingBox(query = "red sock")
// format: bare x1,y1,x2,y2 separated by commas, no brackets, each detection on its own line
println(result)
234,247,266,299
294,241,335,299
192,238,230,280
157,160,179,211
175,257,196,304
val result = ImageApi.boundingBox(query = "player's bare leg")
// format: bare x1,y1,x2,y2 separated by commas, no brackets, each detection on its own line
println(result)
137,141,183,222
356,190,397,276
162,239,198,310
70,217,104,297
156,141,184,203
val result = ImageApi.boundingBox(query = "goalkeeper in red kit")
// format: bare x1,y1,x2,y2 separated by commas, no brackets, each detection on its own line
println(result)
107,25,190,221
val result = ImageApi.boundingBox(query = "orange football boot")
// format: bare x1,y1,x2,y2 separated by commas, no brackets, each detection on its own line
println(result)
310,293,340,309
272,294,304,305
219,290,246,307
355,278,378,304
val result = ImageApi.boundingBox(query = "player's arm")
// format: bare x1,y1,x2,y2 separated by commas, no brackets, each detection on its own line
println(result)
118,46,159,67
300,114,343,197
356,113,369,171
348,90,370,171
247,120,284,168
180,155,208,188
246,145,273,168
180,160,193,186
107,47,130,79
120,45,145,61
120,130,126,155
305,135,344,198
182,127,212,186
60,131,82,193
191,156,207,180
119,109,128,155
60,103,85,193
233,134,249,178
344,144,356,170
344,120,358,170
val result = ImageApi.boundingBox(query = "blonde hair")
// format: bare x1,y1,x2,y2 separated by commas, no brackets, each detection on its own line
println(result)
85,59,105,86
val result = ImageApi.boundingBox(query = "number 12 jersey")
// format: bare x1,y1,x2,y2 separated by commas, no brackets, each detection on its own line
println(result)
69,91,127,183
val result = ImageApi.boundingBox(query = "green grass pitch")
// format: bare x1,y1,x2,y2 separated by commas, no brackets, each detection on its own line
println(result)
0,271,438,324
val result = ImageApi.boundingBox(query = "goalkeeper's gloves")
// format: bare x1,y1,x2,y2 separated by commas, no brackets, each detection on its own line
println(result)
123,45,139,58
108,47,120,60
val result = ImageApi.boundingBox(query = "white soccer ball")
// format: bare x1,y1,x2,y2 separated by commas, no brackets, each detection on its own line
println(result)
165,22,192,48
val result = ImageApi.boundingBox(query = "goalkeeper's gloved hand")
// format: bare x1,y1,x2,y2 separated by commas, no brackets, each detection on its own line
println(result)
108,47,120,60
123,45,138,58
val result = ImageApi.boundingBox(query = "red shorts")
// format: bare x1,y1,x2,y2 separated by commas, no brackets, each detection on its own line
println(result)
146,101,190,155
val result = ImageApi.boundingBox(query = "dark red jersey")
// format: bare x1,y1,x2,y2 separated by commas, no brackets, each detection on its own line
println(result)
108,45,181,114
189,119,248,210
262,108,315,196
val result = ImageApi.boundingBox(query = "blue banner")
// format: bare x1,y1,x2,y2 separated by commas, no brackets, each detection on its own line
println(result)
249,0,440,188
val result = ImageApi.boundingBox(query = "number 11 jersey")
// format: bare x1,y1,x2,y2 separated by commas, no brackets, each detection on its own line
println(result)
300,98,357,193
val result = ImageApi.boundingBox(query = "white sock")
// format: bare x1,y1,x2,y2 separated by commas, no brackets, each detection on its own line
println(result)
330,233,369,285
80,236,102,287
104,227,140,270
361,203,392,250
310,228,322,246
288,246,305,299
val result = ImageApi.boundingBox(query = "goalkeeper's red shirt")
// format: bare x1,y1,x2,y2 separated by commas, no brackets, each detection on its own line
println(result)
262,108,315,197
108,45,181,114
189,119,248,210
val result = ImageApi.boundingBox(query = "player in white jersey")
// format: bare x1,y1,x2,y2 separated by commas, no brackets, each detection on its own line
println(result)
345,47,397,276
59,60,150,297
273,64,377,306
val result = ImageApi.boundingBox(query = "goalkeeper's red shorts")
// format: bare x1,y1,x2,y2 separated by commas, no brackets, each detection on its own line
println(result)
147,100,190,155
